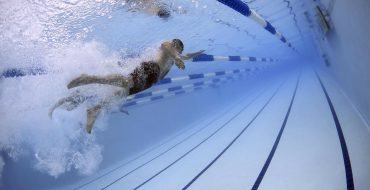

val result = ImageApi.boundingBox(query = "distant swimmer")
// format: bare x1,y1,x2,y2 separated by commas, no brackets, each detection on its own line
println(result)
125,0,171,18
50,39,204,134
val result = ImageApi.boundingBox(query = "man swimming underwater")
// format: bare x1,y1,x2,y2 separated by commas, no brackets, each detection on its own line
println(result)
49,39,204,134
125,0,171,18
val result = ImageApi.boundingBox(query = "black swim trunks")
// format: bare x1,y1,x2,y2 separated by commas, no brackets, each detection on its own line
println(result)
129,61,161,95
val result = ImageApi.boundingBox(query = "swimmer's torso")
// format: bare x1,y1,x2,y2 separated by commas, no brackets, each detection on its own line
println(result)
128,42,176,95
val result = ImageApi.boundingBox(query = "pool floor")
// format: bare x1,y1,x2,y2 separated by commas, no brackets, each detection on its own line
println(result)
67,65,370,190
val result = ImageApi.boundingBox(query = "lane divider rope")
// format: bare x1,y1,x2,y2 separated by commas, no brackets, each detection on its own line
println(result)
1,55,278,78
155,66,268,86
125,72,250,102
217,0,296,50
192,54,279,62
122,74,243,108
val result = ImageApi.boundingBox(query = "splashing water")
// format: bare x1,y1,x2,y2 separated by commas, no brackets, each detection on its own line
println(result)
1,0,287,180
0,0,211,178
0,0,163,178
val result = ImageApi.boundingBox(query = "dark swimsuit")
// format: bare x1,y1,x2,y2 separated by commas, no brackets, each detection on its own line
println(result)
129,61,161,95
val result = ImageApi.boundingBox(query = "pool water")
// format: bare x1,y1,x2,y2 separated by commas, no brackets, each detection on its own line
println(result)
1,0,370,190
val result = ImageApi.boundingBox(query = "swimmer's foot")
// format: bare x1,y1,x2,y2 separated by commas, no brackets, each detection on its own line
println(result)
86,107,101,134
67,74,91,89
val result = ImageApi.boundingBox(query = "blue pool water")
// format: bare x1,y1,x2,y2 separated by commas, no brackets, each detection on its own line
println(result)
1,0,370,190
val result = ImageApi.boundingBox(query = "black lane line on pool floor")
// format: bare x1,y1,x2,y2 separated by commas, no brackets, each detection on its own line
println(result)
76,95,245,190
314,70,354,190
99,100,247,190
74,124,197,189
251,71,301,190
101,82,271,190
181,77,290,190
75,69,259,189
132,81,285,190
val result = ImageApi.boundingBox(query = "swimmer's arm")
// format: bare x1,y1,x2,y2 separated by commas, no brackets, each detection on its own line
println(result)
180,50,205,60
48,94,82,118
172,49,205,69
175,59,185,70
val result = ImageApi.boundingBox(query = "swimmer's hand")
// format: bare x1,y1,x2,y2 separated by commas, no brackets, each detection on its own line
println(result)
175,58,185,70
181,50,205,60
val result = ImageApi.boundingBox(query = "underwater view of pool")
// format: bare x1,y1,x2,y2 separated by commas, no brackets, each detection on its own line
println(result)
1,0,370,189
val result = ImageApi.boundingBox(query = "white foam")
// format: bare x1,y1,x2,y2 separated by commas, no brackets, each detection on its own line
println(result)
0,0,216,180
0,38,164,178
0,0,130,177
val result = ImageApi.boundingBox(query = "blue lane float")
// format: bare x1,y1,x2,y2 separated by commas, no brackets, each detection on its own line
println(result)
122,75,236,108
217,0,295,50
123,83,214,107
1,67,47,78
125,73,247,103
155,67,267,86
192,54,278,62
1,55,278,79
122,64,273,108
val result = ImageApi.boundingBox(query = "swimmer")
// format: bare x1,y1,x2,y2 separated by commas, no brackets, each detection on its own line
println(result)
50,39,204,134
125,0,171,18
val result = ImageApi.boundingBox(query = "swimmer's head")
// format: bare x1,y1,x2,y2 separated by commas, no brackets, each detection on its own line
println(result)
157,7,170,18
172,39,184,53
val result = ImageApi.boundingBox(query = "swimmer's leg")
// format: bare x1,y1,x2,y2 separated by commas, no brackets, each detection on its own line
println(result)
49,99,65,119
49,92,86,119
85,88,128,134
86,105,102,134
67,74,133,89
